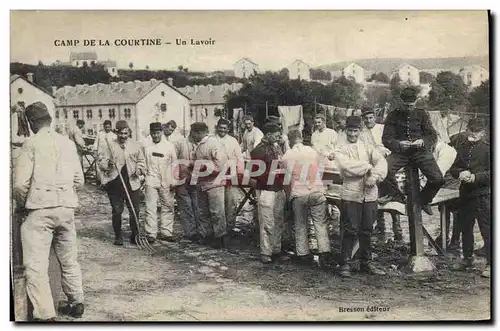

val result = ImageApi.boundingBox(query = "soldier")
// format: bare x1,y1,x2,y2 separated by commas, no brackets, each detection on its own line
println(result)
92,120,117,185
214,118,244,232
13,102,85,320
68,119,87,171
142,122,178,243
311,113,338,164
265,115,290,154
450,118,490,278
190,122,228,248
98,120,146,246
360,106,402,242
241,115,264,159
282,130,331,266
250,123,287,264
335,116,388,277
163,120,183,143
379,86,445,215
173,132,201,241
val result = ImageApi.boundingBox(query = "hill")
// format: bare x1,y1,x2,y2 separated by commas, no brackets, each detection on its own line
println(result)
317,56,489,74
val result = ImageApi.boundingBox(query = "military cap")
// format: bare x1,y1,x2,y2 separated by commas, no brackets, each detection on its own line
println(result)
103,120,112,126
266,115,281,123
314,113,326,121
149,122,162,131
190,122,209,132
217,118,231,126
287,129,303,143
361,106,374,117
467,118,486,132
263,122,281,134
400,87,419,103
345,116,362,129
115,120,129,132
24,101,50,121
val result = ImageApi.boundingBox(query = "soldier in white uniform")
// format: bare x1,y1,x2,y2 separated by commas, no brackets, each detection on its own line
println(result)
13,102,85,320
142,122,178,243
214,118,244,232
311,113,338,164
241,115,264,159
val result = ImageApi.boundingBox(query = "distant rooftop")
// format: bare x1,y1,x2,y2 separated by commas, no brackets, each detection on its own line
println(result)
178,83,244,105
70,51,98,62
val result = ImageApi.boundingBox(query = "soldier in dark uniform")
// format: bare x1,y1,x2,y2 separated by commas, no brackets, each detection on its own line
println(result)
378,87,444,215
449,118,490,278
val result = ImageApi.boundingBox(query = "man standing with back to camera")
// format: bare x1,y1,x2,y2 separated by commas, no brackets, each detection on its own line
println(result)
379,86,444,215
13,102,85,321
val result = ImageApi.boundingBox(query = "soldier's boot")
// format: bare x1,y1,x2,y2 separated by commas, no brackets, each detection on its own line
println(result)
450,257,474,271
338,263,352,278
360,262,386,276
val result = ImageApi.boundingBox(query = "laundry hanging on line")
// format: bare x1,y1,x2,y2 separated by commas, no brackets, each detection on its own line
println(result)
232,108,245,136
277,105,304,135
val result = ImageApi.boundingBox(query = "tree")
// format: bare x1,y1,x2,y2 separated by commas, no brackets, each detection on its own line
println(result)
38,60,44,67
419,71,435,84
145,65,150,70
183,67,188,73
310,68,332,81
469,79,489,114
128,62,134,70
428,71,468,110
368,72,389,83
178,65,184,72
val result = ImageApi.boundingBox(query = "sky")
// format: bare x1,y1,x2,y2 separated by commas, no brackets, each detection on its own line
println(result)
10,10,489,72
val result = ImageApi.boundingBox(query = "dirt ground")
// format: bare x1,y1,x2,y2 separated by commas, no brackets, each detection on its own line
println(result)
54,184,490,322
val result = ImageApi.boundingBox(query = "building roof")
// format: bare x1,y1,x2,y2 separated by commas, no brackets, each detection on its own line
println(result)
235,57,258,66
393,63,419,72
459,65,488,73
289,59,311,68
10,74,55,98
98,60,117,67
70,51,98,62
178,83,244,106
53,79,190,107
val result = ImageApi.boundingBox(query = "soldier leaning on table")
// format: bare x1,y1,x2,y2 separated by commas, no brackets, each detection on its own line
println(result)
13,102,85,321
449,118,490,278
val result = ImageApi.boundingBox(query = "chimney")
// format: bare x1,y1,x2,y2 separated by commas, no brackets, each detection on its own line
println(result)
26,73,34,83
167,77,174,86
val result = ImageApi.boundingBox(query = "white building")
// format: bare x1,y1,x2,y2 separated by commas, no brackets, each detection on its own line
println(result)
459,65,489,89
99,60,118,77
288,59,311,81
178,83,244,132
234,58,259,79
10,74,55,129
53,78,191,141
69,51,98,67
342,63,365,83
391,63,420,85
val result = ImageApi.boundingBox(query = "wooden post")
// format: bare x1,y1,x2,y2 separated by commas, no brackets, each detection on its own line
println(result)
314,97,317,118
405,165,435,273
12,205,28,321
265,101,268,119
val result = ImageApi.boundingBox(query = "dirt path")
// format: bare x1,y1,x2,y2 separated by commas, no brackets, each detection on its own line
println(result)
55,185,490,321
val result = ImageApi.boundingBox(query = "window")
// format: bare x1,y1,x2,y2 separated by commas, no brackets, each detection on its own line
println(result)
90,61,95,66
63,109,68,119
109,108,116,119
98,109,102,119
76,61,79,66
160,103,167,112
86,109,92,119
55,110,60,119
87,129,93,135
73,110,79,119
124,108,132,119
161,91,165,97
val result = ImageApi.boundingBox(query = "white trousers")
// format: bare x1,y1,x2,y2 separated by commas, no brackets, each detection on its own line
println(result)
256,190,286,256
144,185,175,237
21,207,83,320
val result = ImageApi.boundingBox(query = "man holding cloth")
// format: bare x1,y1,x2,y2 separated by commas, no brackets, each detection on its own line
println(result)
335,116,388,277
142,122,178,243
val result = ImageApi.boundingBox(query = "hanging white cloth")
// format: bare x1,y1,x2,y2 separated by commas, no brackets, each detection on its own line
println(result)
426,111,451,144
277,105,304,135
232,108,244,136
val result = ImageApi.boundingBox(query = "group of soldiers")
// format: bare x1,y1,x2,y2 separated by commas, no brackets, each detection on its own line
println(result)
12,86,490,321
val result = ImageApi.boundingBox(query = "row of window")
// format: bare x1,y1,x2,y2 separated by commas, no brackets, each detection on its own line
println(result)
54,104,167,120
